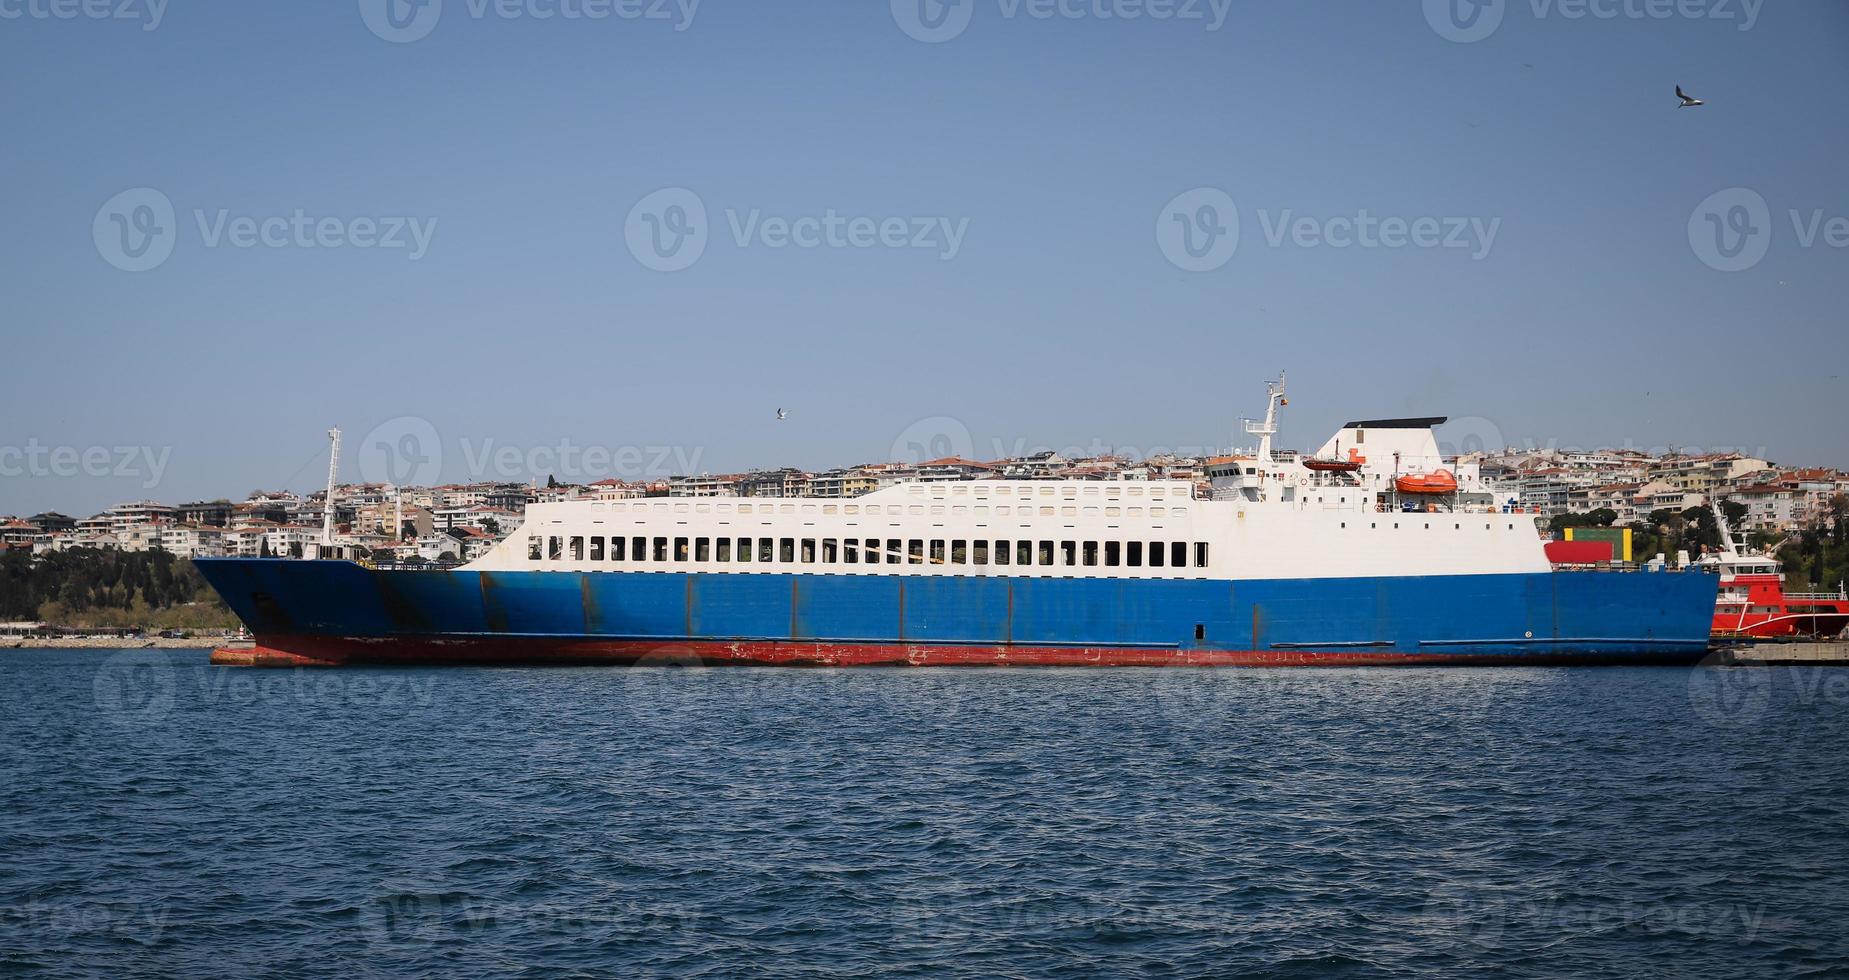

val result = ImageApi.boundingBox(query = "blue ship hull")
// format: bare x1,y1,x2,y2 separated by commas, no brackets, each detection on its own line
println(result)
195,559,1718,667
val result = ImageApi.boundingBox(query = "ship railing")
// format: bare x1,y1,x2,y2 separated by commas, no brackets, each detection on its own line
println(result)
1785,589,1849,601
1550,561,1652,573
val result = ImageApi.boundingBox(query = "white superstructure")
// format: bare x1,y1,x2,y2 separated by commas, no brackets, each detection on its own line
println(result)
464,379,1551,582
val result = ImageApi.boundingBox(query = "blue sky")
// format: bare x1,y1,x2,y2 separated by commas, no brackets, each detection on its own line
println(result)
2,0,1845,516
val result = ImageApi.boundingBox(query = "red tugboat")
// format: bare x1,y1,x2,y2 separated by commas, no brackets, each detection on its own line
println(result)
1699,505,1849,639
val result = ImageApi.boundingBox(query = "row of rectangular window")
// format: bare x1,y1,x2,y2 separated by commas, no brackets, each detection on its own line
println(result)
528,535,1209,569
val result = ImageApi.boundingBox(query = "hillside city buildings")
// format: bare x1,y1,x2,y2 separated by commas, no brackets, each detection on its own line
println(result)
4,448,1846,564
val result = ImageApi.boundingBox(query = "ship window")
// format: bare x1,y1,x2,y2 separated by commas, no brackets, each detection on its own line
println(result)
1171,542,1188,567
633,536,646,561
548,536,563,560
1083,541,1099,566
845,540,859,564
887,539,901,564
1148,541,1165,567
1195,543,1209,567
780,538,795,563
569,536,584,561
1105,541,1120,566
653,537,668,562
716,538,731,562
695,538,711,562
674,537,689,561
529,537,542,560
822,538,838,563
930,541,945,565
1038,541,1054,566
909,540,925,565
951,540,968,564
759,539,775,563
801,539,816,563
589,537,605,561
1018,541,1034,566
992,540,1008,566
737,538,752,562
1195,623,1206,641
1060,541,1077,566
1127,541,1143,566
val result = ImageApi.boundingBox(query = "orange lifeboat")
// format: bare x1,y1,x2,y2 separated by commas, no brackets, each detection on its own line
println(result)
1396,470,1459,495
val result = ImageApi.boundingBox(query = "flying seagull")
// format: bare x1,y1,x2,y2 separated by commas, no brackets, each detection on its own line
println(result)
1676,85,1705,108
775,408,788,421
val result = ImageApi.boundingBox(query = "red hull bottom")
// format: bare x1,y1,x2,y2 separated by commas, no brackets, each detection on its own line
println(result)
212,635,1707,669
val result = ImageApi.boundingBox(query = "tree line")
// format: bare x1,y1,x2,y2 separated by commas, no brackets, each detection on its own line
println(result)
0,548,237,629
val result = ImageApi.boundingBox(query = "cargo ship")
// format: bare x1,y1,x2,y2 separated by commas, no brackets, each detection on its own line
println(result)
197,379,1718,667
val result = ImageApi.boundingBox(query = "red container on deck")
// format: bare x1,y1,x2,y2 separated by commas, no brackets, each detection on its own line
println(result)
1545,540,1614,565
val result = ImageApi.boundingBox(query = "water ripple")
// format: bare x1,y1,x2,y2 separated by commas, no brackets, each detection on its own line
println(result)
2,651,1847,977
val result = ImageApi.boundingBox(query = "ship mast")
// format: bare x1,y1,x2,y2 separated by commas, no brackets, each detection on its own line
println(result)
1710,501,1740,558
1243,372,1287,465
321,427,341,548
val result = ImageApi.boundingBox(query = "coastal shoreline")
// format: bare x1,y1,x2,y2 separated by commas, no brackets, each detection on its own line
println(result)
2,637,228,650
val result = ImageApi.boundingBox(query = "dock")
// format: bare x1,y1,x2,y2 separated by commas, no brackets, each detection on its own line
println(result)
1714,641,1849,666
